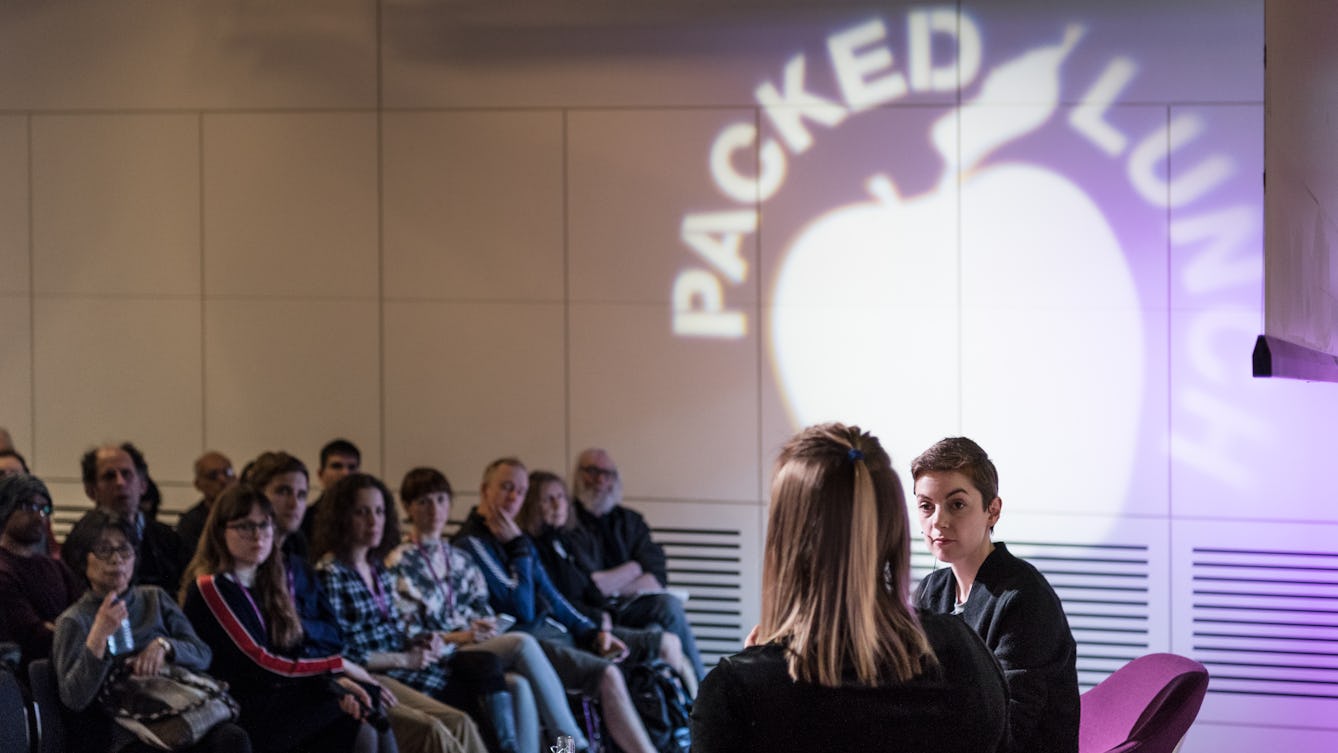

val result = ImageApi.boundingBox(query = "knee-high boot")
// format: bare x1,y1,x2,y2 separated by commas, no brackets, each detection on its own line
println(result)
480,690,519,753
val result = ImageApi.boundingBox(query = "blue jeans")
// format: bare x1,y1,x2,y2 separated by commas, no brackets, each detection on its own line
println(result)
460,632,589,751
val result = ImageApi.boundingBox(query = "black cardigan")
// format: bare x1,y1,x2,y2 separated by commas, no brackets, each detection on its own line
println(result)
915,542,1080,753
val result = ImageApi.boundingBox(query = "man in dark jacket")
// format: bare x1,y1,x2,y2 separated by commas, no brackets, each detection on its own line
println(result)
0,473,82,670
64,442,188,595
570,448,706,681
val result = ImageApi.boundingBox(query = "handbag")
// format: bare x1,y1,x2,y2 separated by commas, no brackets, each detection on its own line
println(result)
98,663,240,751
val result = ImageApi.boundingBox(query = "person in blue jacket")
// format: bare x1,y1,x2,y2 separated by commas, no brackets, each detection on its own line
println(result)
453,457,657,753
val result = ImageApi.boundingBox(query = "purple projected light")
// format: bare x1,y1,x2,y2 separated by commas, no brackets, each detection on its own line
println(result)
669,7,1255,525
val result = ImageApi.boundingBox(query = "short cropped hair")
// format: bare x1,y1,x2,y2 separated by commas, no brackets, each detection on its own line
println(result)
246,451,309,490
910,437,999,509
319,438,360,469
480,457,526,486
398,467,453,515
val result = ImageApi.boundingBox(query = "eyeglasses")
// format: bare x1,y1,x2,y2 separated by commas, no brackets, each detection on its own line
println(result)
201,467,236,482
579,465,617,480
19,498,53,516
225,520,273,536
90,543,135,561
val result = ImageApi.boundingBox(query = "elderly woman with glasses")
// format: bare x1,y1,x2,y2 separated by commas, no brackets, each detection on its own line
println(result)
53,508,251,753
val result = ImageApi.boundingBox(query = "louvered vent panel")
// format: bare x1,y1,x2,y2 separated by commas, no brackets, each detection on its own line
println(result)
1011,541,1151,688
1191,547,1338,700
653,525,744,668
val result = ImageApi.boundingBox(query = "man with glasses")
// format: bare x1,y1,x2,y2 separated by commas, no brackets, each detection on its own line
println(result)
176,451,237,556
0,473,82,670
569,448,706,683
63,442,188,594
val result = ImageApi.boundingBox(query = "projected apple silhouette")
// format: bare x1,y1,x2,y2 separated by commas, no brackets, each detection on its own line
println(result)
770,25,1143,515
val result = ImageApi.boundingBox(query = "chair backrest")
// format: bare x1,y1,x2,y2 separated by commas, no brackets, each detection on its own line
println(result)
29,657,118,753
1079,653,1209,753
27,658,65,753
0,647,33,753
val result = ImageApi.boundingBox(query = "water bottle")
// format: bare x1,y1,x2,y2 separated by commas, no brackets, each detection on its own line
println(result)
108,616,134,656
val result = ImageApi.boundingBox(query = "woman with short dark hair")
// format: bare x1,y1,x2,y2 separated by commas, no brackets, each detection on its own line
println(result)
388,467,591,752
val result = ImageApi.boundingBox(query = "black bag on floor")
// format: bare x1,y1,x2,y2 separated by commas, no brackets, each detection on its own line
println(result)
622,660,690,753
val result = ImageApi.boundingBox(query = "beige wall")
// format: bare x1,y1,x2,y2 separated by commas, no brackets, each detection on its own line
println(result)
0,2,778,511
0,1,776,664
13,7,1338,750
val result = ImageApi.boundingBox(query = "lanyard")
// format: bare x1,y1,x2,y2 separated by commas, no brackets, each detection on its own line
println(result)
365,563,392,622
417,539,455,616
228,573,267,633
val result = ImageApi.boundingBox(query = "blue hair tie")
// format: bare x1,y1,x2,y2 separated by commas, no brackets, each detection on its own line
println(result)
848,448,864,462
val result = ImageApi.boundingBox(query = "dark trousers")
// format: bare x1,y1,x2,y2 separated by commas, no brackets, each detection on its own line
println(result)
615,593,707,681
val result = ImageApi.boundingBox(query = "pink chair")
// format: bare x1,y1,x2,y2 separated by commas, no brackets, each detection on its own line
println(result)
1078,653,1209,753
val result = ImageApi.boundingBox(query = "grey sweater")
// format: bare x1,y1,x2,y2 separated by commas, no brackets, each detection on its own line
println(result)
51,585,213,752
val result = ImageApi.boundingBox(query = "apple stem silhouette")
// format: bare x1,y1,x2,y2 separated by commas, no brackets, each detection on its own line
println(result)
932,23,1088,184
866,174,901,206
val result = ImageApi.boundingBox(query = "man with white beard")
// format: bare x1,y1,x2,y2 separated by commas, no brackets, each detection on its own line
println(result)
570,448,707,682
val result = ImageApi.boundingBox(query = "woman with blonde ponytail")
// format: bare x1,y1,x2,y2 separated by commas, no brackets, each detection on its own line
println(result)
690,423,1007,753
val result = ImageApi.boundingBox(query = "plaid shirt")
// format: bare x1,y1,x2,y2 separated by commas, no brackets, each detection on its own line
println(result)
385,538,494,633
316,556,451,696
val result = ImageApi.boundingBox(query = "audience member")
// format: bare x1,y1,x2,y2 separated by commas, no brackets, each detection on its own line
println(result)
245,453,486,753
0,448,58,557
454,458,657,753
180,485,385,753
139,475,163,522
0,427,13,453
177,451,237,556
388,467,592,751
313,473,517,753
568,448,706,681
912,436,1079,753
300,438,361,545
0,473,82,670
0,448,26,478
517,470,696,696
64,443,188,593
54,509,250,753
691,423,1007,753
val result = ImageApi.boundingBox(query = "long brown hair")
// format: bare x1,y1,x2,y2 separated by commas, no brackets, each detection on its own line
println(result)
516,470,571,537
180,484,304,649
311,472,401,564
757,422,935,687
